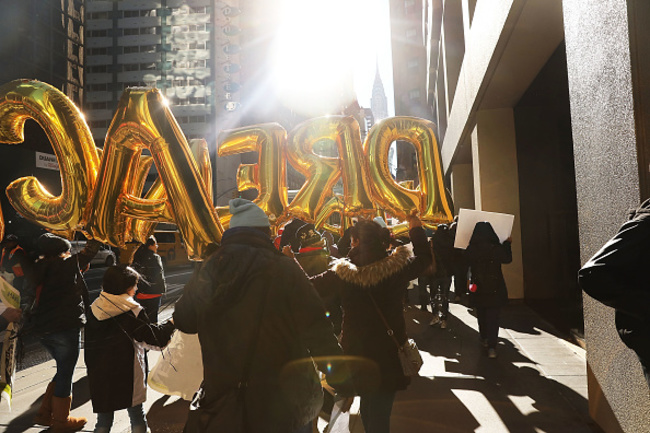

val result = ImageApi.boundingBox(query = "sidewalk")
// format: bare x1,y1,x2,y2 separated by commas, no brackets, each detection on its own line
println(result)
0,300,598,433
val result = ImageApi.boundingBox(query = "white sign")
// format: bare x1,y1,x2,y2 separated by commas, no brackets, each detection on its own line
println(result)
453,208,514,249
35,152,59,171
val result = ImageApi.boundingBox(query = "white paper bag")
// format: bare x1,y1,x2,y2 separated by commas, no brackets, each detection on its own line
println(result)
148,331,203,401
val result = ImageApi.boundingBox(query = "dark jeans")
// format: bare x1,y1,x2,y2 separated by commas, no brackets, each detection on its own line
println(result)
476,307,501,349
360,391,396,433
417,276,431,308
137,296,162,323
431,276,452,319
96,403,147,429
39,328,81,397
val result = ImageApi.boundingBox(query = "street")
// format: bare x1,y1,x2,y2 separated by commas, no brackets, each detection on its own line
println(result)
18,263,195,371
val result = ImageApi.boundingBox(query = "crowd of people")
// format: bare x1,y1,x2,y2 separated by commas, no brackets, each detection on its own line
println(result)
0,198,515,433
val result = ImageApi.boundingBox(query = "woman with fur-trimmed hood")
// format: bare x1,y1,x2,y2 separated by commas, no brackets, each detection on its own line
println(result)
310,215,431,433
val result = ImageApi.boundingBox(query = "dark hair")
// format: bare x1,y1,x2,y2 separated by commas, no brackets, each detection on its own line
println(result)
133,235,157,264
469,222,500,246
37,233,71,257
102,265,141,295
349,220,391,253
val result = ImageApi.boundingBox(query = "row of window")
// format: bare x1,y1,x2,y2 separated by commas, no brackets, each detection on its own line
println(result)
88,7,207,21
88,42,208,56
88,78,208,92
88,25,209,38
87,112,208,129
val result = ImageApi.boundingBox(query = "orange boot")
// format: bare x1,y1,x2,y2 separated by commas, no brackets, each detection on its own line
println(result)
34,381,55,426
50,396,87,433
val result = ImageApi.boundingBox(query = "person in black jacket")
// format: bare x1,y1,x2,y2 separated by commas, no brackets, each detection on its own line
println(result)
465,222,512,359
579,199,650,386
85,265,175,433
131,236,166,323
174,199,345,433
429,224,455,329
27,233,100,431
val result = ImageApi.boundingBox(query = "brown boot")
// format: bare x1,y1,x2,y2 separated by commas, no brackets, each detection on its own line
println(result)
51,396,87,433
33,381,55,426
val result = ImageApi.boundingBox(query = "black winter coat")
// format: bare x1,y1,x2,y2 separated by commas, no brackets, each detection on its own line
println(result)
85,291,174,413
173,227,343,433
27,240,100,334
579,199,650,359
311,227,432,393
132,248,166,295
466,223,512,309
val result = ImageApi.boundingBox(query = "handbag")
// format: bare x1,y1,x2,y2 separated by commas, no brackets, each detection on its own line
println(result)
184,279,272,433
368,292,423,377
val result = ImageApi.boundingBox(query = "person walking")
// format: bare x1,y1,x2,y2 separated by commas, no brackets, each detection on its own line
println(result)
84,265,175,433
579,198,650,386
309,215,431,433
429,224,454,329
131,236,166,323
173,199,346,433
0,234,29,292
465,222,512,359
26,233,99,432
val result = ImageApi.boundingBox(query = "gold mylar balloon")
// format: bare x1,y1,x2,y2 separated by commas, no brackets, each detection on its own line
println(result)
218,123,288,220
0,79,100,233
365,117,453,223
87,88,222,258
333,116,375,217
285,117,342,222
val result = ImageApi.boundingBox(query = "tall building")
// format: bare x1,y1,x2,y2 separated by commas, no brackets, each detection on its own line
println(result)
414,0,650,431
84,0,214,146
0,0,85,238
371,63,389,121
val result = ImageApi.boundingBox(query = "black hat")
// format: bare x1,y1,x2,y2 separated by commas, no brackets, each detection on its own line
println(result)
37,233,71,257
296,224,322,248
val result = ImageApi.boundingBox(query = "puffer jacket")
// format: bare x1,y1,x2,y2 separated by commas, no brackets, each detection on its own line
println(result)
579,198,650,358
27,240,100,334
310,226,431,393
173,227,344,433
84,291,175,413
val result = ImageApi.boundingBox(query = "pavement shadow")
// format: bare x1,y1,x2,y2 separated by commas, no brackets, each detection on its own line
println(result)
397,303,595,433
147,394,190,433
3,376,90,433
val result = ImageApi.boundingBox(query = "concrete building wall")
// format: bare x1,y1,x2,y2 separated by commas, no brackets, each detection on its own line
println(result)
563,0,650,431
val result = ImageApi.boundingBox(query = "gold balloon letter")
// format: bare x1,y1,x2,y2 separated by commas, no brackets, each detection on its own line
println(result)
87,88,222,258
218,124,288,220
365,117,452,223
285,118,342,222
0,79,100,233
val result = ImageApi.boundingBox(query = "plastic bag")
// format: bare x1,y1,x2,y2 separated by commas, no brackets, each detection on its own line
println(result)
148,331,203,401
0,276,20,412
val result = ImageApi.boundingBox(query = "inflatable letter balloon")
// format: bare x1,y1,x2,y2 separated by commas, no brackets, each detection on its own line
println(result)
0,80,100,234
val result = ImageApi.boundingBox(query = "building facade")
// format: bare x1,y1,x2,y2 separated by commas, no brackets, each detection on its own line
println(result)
405,0,650,431
0,0,85,240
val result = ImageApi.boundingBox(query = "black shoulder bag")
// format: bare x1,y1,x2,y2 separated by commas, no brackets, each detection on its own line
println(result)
183,281,271,433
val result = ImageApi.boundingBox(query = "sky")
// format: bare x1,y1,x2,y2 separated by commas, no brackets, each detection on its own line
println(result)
352,0,395,117
270,0,395,118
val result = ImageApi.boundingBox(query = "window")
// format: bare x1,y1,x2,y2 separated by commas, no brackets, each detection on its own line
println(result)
123,46,139,54
88,65,108,73
88,83,109,92
408,89,421,100
407,58,419,69
189,97,206,105
189,41,206,50
89,101,109,110
122,27,158,36
406,28,417,39
123,64,139,71
89,29,108,37
189,115,206,123
88,47,108,55
88,11,110,19
190,6,207,14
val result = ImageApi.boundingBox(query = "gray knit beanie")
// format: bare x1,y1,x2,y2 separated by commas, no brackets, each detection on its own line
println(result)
229,198,270,228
